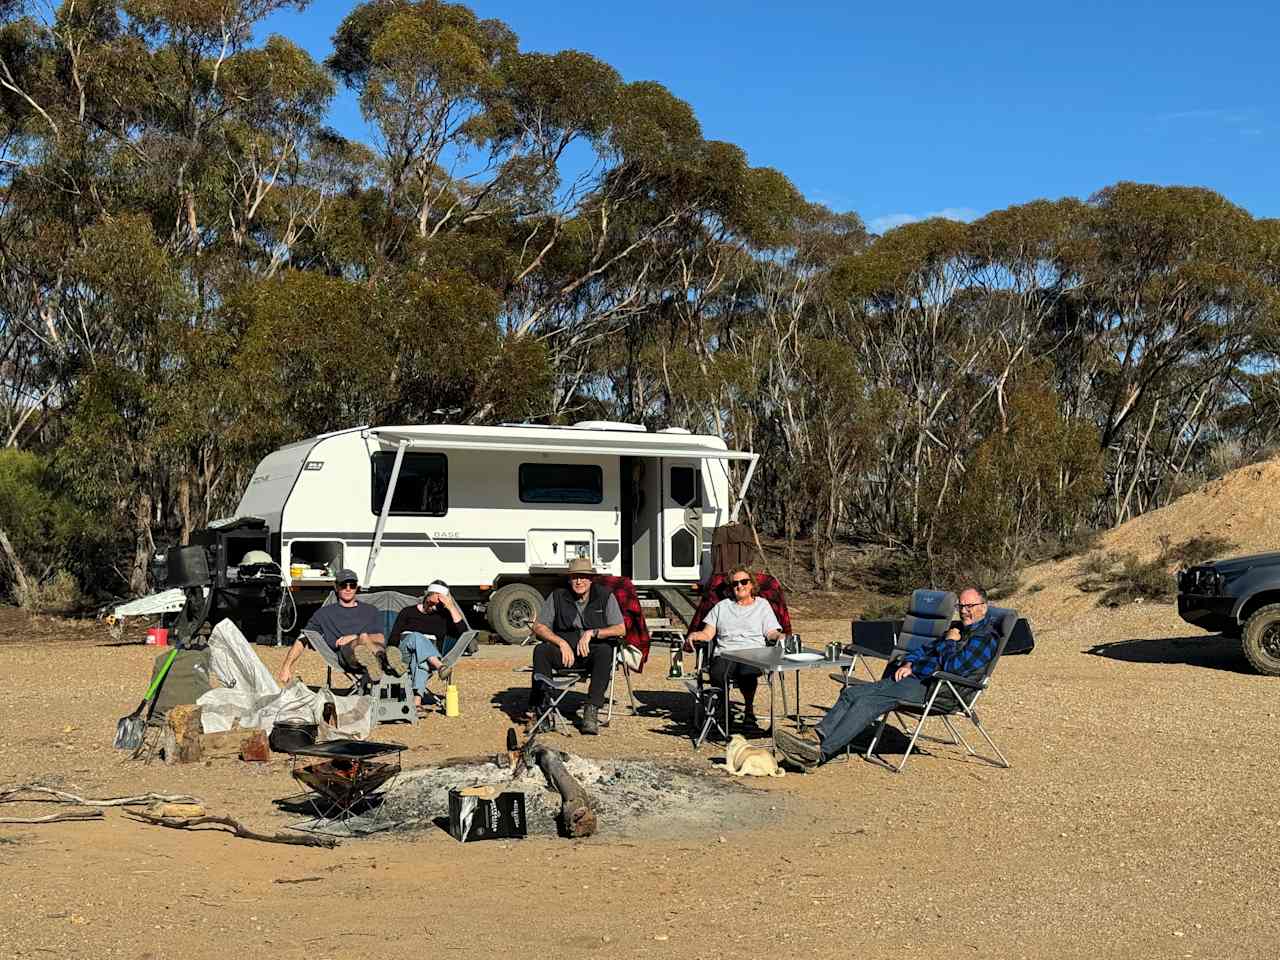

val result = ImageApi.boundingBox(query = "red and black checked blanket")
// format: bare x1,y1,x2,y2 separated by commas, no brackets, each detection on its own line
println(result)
595,574,651,671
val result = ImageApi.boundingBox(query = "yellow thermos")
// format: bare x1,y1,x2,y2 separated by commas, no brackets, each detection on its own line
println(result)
445,682,460,717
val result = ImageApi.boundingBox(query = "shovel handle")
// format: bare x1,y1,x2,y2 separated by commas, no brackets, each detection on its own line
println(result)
143,648,180,702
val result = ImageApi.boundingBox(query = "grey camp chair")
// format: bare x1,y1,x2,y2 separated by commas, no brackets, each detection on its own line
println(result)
865,606,1021,773
836,589,958,685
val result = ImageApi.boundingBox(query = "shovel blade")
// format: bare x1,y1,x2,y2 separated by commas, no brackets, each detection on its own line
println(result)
114,713,144,751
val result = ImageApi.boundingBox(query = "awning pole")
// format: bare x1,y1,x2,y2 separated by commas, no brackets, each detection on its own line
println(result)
729,453,759,524
366,440,408,585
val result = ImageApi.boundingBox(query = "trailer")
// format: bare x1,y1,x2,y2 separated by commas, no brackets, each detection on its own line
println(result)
204,421,758,643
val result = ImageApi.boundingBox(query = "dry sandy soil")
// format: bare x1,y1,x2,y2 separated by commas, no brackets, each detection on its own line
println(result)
3,457,1280,959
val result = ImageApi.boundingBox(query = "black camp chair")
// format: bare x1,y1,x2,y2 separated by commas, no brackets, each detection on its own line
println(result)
864,605,1022,773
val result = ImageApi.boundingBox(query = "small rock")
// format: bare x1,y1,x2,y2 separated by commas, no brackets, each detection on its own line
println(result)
654,934,669,942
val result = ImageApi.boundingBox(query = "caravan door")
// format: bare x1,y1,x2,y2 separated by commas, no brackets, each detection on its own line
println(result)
661,459,704,581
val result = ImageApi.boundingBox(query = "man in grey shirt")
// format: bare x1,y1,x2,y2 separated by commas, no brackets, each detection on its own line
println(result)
529,558,625,734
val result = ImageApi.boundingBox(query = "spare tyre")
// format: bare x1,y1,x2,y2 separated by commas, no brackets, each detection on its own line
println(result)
487,582,544,644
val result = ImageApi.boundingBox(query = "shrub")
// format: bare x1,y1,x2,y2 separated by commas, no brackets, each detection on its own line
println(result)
1098,552,1175,606
1167,535,1235,567
0,450,107,609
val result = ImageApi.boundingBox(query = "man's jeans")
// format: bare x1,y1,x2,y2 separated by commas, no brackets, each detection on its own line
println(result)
399,632,443,695
816,675,930,760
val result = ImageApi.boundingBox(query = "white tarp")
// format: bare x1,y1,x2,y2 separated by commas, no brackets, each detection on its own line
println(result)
197,619,375,739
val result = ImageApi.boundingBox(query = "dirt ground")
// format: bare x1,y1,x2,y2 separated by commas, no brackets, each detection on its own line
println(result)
2,595,1278,960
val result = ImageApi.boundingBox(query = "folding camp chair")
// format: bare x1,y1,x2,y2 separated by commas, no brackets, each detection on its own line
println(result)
301,628,416,725
837,589,958,685
864,606,1021,773
684,571,793,747
527,640,635,733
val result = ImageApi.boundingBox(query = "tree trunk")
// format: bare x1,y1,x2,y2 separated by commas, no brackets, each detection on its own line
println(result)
0,527,33,606
131,492,155,596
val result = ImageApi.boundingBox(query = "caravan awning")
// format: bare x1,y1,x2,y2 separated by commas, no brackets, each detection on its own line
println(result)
364,428,758,462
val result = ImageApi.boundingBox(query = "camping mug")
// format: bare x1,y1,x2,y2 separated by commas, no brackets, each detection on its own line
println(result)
783,634,801,655
825,641,842,661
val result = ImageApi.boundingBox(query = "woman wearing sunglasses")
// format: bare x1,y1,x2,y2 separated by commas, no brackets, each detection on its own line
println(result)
686,565,783,729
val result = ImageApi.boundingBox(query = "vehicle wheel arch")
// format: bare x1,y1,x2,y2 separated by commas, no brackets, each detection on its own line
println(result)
1235,590,1280,626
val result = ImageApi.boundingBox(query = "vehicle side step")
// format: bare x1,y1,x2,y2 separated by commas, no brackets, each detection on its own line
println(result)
650,586,696,628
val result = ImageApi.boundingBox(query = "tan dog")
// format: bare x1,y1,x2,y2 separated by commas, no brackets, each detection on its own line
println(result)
724,734,785,778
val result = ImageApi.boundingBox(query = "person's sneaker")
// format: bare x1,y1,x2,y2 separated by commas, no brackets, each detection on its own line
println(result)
742,708,761,731
383,646,407,677
775,727,822,768
580,703,600,736
353,645,383,682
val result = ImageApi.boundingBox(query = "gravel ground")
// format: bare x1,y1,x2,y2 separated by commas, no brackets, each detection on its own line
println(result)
1,601,1278,960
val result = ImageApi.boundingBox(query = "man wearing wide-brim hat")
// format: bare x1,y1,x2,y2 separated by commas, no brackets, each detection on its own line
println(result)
528,557,626,734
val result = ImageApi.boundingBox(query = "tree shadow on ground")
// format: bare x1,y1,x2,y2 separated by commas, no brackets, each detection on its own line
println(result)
1086,634,1254,675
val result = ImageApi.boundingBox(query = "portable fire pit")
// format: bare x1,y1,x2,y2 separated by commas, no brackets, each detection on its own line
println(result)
286,739,406,837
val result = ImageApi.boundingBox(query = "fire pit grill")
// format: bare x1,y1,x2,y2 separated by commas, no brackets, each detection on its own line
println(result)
286,739,406,837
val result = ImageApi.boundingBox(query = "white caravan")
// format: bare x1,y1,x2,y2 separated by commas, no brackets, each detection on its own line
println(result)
233,422,758,641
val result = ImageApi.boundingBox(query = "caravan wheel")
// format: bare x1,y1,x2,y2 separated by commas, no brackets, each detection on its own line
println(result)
488,583,544,644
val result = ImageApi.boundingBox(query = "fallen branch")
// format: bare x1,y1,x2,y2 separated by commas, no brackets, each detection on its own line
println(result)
124,811,338,849
531,744,597,838
0,785,200,807
0,809,104,825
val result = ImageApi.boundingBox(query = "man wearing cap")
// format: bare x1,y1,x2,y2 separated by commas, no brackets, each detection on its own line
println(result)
528,558,626,734
388,581,467,709
276,569,405,685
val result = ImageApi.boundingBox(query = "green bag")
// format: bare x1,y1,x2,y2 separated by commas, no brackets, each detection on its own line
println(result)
148,649,212,717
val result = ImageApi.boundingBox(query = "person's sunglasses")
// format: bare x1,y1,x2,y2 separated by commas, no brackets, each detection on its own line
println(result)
958,601,984,611
338,580,358,589
731,578,751,587
569,574,593,581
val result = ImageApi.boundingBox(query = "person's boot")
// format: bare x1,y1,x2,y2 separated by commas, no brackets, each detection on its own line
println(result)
775,727,822,768
383,646,407,677
353,645,384,682
580,703,600,735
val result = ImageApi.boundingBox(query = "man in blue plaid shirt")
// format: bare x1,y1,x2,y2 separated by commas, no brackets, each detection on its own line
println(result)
777,586,999,768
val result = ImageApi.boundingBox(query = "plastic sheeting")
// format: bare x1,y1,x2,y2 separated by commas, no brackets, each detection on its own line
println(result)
197,619,375,740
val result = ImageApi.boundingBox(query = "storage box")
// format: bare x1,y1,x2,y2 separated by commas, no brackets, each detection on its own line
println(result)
447,787,527,842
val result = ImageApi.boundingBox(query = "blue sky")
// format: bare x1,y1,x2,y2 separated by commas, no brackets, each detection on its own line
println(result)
260,1,1279,232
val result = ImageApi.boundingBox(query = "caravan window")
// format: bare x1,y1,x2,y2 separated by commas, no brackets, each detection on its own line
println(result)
371,452,448,516
519,463,604,504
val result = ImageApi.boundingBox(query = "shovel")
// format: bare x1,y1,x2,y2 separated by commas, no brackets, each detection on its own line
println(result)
114,647,179,751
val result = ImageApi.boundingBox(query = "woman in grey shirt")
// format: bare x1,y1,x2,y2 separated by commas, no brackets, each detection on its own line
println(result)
687,565,783,729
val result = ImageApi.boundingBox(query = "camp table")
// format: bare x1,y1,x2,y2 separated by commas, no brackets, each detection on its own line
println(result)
715,646,854,755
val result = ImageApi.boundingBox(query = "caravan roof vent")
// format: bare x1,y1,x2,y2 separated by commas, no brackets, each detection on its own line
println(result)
570,421,647,432
657,427,692,434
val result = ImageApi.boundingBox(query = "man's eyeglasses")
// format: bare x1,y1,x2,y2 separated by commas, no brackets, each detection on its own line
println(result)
957,601,985,611
731,579,752,587
569,574,593,581
337,580,358,589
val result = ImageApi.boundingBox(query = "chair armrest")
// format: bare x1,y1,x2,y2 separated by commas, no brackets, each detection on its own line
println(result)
848,642,898,661
929,670,984,691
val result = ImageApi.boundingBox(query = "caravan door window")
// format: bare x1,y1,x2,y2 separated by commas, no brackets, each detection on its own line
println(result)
371,452,448,516
519,463,604,504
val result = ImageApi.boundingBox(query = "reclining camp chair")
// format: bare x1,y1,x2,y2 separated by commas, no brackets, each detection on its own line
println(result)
683,571,793,748
864,604,1020,773
527,575,650,733
839,589,958,684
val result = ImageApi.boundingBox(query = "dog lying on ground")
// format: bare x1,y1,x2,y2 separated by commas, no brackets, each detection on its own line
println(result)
724,734,785,778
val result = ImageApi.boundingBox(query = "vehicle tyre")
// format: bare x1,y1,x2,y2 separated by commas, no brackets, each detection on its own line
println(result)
487,583,544,644
1241,603,1280,677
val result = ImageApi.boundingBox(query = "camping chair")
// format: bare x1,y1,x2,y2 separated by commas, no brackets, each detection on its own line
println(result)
864,606,1021,773
684,571,793,747
837,589,958,685
527,639,636,733
523,575,649,732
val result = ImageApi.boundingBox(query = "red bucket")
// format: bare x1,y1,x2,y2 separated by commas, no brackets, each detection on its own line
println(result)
145,627,169,647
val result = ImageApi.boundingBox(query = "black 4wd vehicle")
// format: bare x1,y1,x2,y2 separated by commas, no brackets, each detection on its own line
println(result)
1177,551,1280,676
